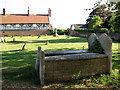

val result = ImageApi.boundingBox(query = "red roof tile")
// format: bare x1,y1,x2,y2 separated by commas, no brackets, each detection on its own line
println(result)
0,14,49,24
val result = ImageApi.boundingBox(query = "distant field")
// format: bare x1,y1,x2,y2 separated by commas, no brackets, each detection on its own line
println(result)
1,35,120,88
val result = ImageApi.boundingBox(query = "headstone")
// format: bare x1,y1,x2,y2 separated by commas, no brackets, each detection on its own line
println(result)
88,33,98,49
35,47,40,72
98,33,112,73
13,38,15,42
46,39,49,45
38,35,40,38
1,37,4,42
11,35,13,38
54,28,58,36
4,37,7,42
22,43,26,50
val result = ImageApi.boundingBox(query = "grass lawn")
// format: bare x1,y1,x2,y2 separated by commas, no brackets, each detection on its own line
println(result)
1,35,120,88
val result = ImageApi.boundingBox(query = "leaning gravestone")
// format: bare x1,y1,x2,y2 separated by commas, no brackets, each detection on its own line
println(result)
98,33,112,73
88,33,98,49
22,43,26,50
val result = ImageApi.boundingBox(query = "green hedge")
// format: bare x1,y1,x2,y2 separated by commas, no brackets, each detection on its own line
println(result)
74,28,109,33
49,29,69,35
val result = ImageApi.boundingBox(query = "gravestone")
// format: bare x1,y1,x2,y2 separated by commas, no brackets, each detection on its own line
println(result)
54,28,58,36
13,38,15,42
11,35,13,38
22,43,26,50
1,37,4,42
38,35,40,38
46,39,49,45
4,37,7,42
98,33,112,73
88,33,98,49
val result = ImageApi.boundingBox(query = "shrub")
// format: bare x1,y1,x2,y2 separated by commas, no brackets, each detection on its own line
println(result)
49,29,55,34
57,29,64,35
75,28,109,33
49,29,69,35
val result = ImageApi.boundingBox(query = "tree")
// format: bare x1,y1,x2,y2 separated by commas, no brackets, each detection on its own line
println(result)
86,5,111,28
88,16,103,29
86,0,120,32
85,0,112,28
108,13,116,32
114,16,120,32
109,13,120,32
108,2,120,32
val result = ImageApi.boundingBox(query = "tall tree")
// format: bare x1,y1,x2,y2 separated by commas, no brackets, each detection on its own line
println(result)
86,0,120,32
108,2,120,32
86,4,111,28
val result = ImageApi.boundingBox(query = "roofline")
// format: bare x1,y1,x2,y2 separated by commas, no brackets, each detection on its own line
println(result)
0,22,49,24
72,24,86,25
0,14,49,16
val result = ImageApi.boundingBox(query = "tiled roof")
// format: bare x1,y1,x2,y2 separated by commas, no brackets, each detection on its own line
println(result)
0,14,49,24
71,24,87,29
73,24,84,28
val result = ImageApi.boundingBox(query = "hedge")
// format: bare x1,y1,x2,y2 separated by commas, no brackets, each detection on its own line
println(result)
74,28,109,33
49,29,70,35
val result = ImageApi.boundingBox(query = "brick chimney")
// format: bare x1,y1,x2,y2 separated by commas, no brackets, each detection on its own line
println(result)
3,8,5,15
48,8,51,17
28,7,29,16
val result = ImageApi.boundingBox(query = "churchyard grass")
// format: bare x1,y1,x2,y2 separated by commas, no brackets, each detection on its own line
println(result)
1,35,120,88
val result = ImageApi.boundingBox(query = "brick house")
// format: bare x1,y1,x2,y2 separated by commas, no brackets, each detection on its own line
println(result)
0,8,52,36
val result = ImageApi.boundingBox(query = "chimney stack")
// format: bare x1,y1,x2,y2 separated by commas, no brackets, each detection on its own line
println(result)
28,7,29,16
3,8,5,15
48,8,51,17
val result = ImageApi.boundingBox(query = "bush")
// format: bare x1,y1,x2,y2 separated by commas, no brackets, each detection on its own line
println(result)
89,28,109,33
57,29,64,35
49,29,69,35
74,28,109,33
49,29,55,34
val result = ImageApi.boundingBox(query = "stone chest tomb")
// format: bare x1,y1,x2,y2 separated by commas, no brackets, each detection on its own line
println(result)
35,33,112,86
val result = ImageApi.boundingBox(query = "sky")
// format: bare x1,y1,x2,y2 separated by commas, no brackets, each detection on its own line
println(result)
0,0,106,29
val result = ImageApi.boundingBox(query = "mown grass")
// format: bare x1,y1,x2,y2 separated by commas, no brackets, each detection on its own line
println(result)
1,35,120,88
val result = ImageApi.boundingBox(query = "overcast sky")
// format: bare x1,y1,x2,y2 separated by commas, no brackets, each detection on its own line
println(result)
0,0,106,29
